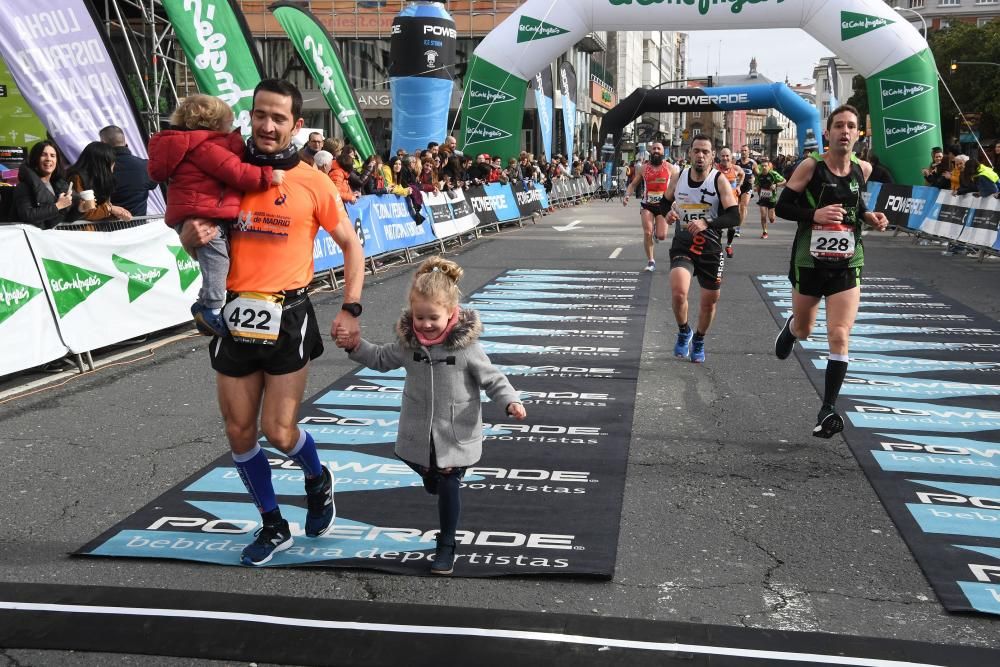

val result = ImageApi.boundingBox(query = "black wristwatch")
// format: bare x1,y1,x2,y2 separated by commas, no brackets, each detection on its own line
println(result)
341,302,363,317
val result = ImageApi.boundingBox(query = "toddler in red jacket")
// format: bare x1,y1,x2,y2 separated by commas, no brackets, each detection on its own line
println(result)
149,94,284,337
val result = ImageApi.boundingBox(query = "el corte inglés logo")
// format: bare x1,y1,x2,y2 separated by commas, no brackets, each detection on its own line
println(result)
880,79,933,111
841,11,893,40
169,245,201,292
608,0,784,15
0,277,42,327
465,120,513,145
112,254,168,303
883,117,936,148
517,16,569,43
42,258,113,318
469,80,516,109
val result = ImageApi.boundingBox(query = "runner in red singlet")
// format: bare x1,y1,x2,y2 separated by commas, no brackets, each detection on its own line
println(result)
624,142,677,272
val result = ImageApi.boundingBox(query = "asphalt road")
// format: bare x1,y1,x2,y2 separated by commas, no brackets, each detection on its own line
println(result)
2,198,999,665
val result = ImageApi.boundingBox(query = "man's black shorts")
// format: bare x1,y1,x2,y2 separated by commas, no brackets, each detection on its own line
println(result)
210,291,324,377
670,249,725,291
640,199,669,216
789,265,862,298
759,197,777,209
740,181,753,196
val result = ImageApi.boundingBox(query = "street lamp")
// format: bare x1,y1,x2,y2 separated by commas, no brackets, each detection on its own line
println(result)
891,6,927,39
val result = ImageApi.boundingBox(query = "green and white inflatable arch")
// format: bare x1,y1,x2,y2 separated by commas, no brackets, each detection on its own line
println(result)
460,1,940,185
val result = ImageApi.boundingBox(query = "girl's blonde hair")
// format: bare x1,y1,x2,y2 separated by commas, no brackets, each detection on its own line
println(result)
411,256,463,309
170,94,234,132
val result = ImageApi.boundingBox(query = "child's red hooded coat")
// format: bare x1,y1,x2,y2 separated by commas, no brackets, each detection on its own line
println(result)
148,129,272,227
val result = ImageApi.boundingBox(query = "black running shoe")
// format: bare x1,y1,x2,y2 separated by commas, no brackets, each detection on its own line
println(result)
812,405,844,439
431,538,456,575
304,466,336,537
774,315,796,360
241,519,293,566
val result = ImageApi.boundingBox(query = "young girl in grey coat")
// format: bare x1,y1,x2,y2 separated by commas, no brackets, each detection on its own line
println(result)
337,256,526,575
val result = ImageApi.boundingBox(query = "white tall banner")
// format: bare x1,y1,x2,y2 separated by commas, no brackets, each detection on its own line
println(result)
0,0,165,214
447,189,479,235
0,227,68,375
25,223,201,353
958,193,1000,248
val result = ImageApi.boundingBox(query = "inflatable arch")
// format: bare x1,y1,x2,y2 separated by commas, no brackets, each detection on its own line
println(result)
599,82,823,157
460,1,941,185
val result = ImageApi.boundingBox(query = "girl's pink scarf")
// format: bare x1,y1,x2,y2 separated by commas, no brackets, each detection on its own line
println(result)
413,307,460,347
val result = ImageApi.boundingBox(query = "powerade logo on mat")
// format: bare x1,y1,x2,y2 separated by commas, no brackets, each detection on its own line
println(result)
848,400,1000,433
0,277,42,326
884,118,936,148
608,0,784,16
42,258,113,317
841,11,893,40
880,79,933,111
873,434,1000,479
516,16,569,43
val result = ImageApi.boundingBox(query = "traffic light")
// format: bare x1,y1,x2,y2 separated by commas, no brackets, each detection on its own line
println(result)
950,60,958,73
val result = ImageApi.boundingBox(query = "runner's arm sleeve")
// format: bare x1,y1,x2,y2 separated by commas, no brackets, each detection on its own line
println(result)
775,187,815,224
707,205,740,230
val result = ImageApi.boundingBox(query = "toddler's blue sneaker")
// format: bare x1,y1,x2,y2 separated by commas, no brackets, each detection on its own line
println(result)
191,303,228,337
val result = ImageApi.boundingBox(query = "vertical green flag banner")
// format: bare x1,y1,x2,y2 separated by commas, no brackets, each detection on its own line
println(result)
270,2,375,159
462,0,941,184
460,56,528,162
162,0,263,138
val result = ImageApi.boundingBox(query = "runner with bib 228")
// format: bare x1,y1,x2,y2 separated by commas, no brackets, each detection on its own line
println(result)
773,104,889,439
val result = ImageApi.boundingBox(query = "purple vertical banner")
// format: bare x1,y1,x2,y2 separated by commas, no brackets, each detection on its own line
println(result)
0,0,164,214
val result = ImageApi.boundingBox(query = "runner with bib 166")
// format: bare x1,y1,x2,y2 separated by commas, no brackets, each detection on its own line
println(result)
773,104,889,439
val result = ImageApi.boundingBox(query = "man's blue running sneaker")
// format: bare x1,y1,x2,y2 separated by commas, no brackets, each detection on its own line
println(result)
674,329,693,358
690,337,706,363
241,518,293,566
191,303,228,337
304,466,336,537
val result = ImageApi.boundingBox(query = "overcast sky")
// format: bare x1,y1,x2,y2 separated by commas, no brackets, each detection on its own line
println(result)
686,29,835,86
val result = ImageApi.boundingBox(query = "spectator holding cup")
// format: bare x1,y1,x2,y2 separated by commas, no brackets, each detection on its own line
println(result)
66,142,133,222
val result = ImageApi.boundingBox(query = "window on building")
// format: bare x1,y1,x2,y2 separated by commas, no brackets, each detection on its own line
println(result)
976,0,998,5
978,17,995,26
822,102,832,118
939,18,951,28
823,78,831,92
909,0,924,7
692,111,701,118
937,0,959,6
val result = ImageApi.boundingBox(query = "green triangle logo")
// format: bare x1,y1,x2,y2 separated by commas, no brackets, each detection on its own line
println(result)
0,276,43,326
112,254,169,303
841,11,894,41
879,79,933,111
168,245,201,292
464,119,513,146
517,16,570,44
468,80,516,110
42,258,114,318
883,117,937,148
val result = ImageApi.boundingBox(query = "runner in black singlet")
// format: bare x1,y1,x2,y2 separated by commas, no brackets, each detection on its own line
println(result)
773,105,889,439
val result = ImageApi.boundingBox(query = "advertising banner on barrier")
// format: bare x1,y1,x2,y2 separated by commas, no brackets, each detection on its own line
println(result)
533,182,550,209
24,224,200,353
463,185,497,228
424,190,458,238
313,194,435,272
0,227,67,375
0,0,165,214
873,183,932,230
511,181,544,216
446,188,478,235
920,191,973,240
959,194,1000,249
481,183,520,224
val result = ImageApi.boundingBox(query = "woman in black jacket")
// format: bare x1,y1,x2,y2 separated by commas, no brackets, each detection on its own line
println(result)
13,141,89,229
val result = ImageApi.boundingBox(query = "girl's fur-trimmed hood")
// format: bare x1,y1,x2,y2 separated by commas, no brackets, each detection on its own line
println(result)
396,308,482,350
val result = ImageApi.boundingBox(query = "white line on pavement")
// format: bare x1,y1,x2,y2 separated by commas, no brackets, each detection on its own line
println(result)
609,247,623,259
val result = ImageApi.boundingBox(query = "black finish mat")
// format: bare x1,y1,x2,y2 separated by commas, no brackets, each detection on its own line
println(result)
754,274,1000,615
76,270,649,576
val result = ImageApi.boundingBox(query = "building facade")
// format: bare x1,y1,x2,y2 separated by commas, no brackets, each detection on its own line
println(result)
886,1,1000,31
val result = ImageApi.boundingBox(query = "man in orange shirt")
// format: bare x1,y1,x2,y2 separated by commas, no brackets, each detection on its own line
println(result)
180,80,364,566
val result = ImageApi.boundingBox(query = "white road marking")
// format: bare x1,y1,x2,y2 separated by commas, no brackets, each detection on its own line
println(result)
0,601,954,666
609,247,623,259
554,220,582,231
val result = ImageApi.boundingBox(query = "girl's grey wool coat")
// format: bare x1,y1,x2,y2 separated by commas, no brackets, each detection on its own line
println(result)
348,308,520,469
